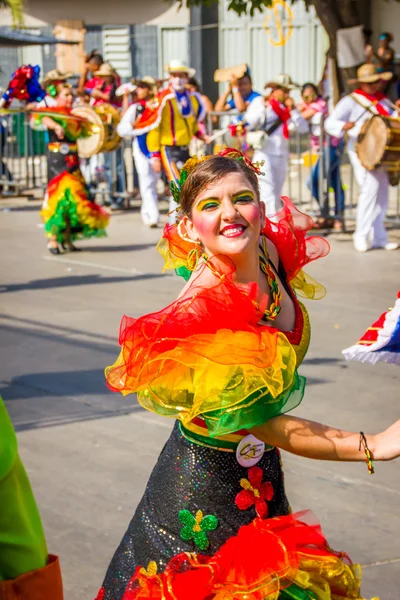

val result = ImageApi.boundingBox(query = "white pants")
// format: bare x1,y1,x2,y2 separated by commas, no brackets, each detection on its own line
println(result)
253,149,288,217
133,139,160,226
348,150,389,248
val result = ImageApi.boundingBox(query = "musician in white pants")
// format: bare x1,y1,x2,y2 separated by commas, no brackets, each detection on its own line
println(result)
325,64,399,252
245,74,308,216
117,80,160,227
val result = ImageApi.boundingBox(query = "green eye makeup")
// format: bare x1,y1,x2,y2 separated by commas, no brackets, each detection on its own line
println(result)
196,199,221,211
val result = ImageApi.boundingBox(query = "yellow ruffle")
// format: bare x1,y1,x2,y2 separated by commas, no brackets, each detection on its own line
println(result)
291,269,326,300
106,328,297,428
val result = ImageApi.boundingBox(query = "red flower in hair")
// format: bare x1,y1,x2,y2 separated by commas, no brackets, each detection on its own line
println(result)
235,466,274,518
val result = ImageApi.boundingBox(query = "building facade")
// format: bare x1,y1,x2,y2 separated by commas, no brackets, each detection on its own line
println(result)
0,0,337,98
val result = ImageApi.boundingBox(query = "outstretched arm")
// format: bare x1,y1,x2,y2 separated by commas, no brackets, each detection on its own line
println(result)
251,414,400,462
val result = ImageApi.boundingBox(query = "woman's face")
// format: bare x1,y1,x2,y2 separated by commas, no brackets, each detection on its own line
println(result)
302,86,317,105
136,85,150,100
57,87,73,108
270,87,286,103
183,172,265,259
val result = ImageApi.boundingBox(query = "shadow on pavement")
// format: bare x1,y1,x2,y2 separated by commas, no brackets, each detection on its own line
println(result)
82,243,155,253
302,357,343,366
0,272,163,293
0,322,116,354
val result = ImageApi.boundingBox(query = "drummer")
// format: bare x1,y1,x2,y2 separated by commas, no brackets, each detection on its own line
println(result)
325,63,399,251
89,63,124,209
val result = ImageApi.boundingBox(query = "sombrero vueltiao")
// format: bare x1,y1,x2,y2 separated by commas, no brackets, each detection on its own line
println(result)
342,291,400,365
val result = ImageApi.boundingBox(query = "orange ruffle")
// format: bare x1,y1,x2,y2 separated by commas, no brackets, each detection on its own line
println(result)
105,257,299,434
121,512,363,600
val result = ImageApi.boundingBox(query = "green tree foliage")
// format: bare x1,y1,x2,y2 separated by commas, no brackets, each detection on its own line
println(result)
0,0,24,26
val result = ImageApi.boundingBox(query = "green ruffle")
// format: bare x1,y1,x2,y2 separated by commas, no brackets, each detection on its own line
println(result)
44,189,107,243
175,265,191,281
203,371,306,438
280,584,317,599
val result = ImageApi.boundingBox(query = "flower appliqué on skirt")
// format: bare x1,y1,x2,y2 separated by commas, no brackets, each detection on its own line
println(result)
179,509,219,550
235,466,274,518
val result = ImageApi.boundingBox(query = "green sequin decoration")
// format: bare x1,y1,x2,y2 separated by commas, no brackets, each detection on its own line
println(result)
178,509,218,550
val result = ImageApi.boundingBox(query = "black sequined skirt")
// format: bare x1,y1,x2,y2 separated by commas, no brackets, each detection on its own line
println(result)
101,421,290,600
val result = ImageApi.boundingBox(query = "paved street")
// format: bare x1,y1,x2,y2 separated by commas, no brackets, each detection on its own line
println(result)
1,198,399,600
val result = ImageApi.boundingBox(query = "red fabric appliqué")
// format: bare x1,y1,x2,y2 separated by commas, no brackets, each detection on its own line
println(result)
235,466,274,518
94,587,105,600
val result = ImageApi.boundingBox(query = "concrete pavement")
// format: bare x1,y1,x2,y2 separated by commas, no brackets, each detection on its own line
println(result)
0,198,399,599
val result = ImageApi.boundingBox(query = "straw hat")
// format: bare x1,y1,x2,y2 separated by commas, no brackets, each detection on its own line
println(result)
115,81,137,97
42,69,73,86
137,76,157,89
349,63,393,84
264,73,298,91
164,59,195,78
96,63,116,78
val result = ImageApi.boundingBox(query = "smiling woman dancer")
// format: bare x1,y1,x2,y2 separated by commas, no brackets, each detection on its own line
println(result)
96,149,399,600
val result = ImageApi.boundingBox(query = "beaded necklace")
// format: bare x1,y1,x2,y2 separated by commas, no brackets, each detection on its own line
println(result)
258,235,282,321
202,235,282,322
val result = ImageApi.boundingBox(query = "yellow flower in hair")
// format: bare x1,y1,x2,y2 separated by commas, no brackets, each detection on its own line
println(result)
181,155,213,175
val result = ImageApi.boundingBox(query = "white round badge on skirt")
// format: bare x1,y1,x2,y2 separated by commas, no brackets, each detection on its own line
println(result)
60,143,70,155
236,434,265,467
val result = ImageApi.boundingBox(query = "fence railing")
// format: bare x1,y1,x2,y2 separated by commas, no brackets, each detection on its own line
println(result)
1,110,400,225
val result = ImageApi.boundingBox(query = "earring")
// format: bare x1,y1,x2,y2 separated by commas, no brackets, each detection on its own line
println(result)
177,220,201,245
186,247,200,271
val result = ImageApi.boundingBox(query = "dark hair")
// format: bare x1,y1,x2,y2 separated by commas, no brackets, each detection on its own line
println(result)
180,156,260,216
239,73,252,84
301,82,319,97
188,77,201,92
88,52,104,67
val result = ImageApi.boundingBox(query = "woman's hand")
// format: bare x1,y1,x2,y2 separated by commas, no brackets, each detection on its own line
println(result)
54,124,64,140
373,419,400,461
285,97,295,111
151,157,162,174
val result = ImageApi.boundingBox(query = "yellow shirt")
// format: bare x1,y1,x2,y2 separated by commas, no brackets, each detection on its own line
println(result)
146,91,203,153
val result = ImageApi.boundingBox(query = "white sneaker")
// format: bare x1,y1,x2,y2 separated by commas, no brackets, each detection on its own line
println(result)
353,239,369,252
383,242,399,251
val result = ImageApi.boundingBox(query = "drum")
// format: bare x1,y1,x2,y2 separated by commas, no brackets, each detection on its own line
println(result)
71,103,121,158
357,115,400,176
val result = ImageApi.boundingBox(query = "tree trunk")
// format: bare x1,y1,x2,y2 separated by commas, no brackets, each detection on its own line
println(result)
311,0,371,98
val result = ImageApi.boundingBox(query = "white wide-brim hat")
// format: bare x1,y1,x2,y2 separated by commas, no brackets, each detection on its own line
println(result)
264,73,298,91
165,59,196,78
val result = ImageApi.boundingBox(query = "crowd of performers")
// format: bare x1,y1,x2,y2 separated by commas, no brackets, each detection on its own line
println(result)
2,54,400,253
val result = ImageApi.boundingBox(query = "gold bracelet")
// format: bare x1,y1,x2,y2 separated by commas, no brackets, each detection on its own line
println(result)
359,432,374,475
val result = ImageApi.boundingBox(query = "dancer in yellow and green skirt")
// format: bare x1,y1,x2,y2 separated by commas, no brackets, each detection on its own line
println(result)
35,83,109,255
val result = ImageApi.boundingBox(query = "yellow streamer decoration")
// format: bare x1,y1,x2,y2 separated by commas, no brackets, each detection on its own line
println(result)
264,0,294,47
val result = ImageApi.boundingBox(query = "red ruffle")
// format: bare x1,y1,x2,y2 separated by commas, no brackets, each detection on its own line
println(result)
262,196,330,281
120,511,355,600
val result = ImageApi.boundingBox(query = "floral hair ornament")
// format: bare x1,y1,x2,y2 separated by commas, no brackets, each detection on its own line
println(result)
157,149,265,280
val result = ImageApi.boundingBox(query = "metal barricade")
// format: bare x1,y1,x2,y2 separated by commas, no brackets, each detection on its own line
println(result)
1,106,399,227
0,112,48,196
